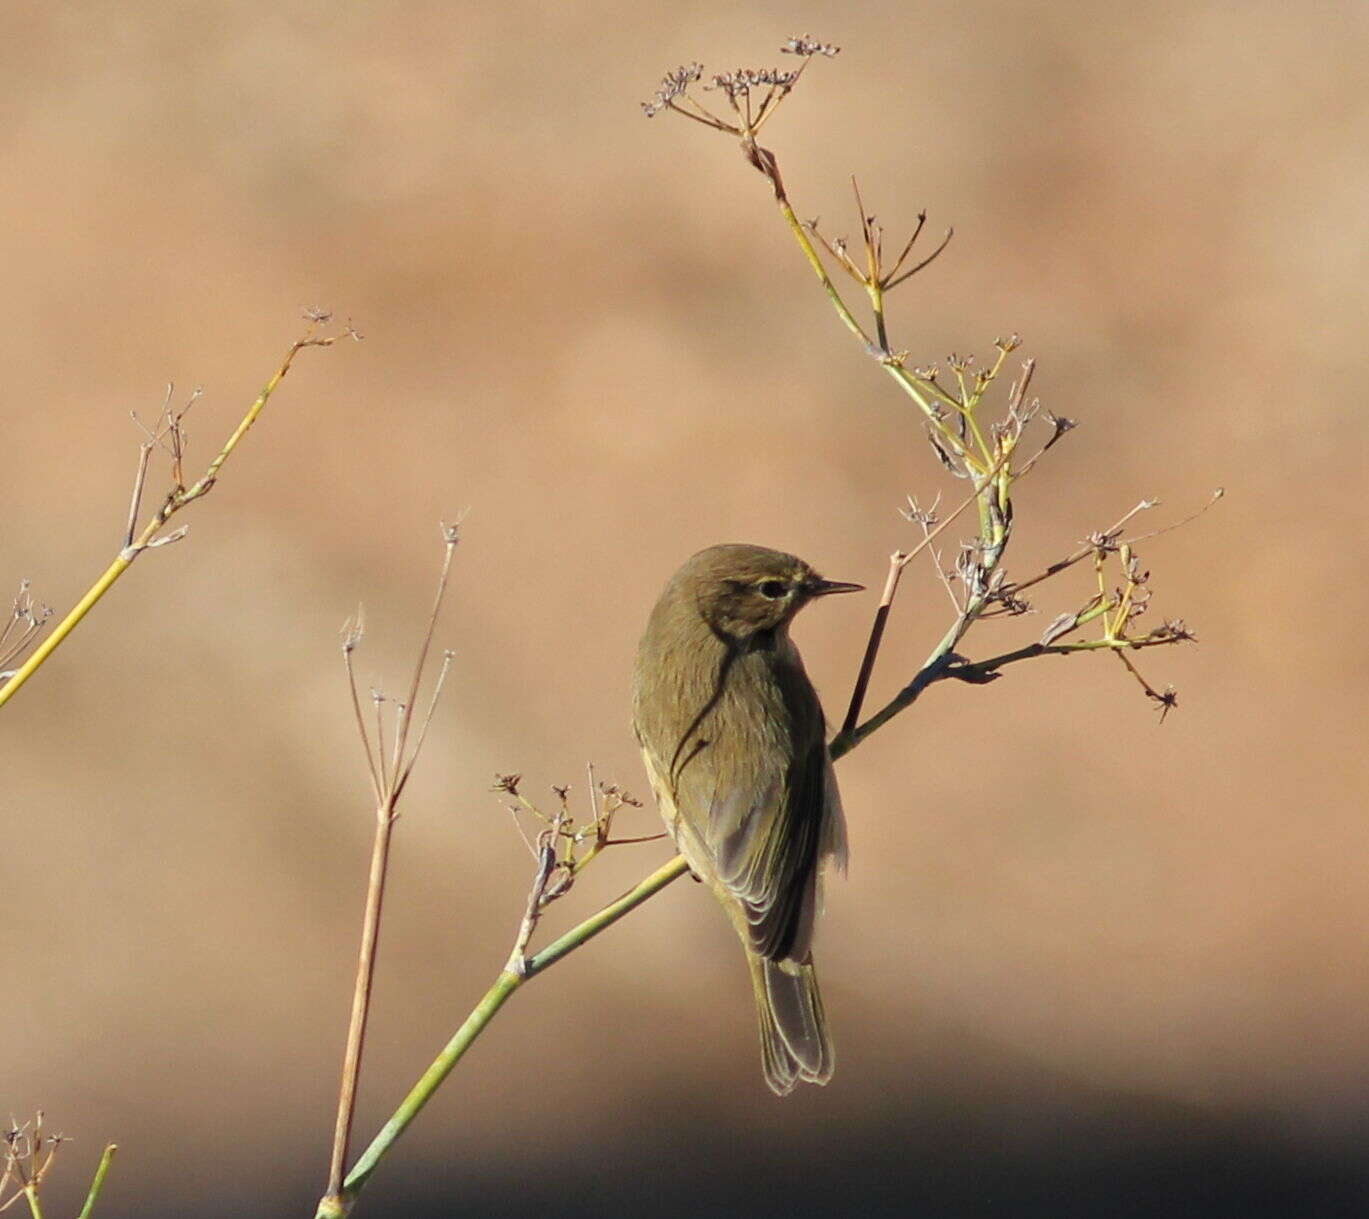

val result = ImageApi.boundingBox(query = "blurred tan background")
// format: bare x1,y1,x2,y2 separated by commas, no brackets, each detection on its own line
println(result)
3,2,1367,1215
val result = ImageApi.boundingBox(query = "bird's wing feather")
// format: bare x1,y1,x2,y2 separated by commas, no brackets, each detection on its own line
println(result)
637,638,842,964
670,722,828,963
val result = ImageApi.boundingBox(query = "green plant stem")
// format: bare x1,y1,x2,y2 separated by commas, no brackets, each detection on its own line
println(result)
75,1146,117,1219
771,197,983,475
0,330,335,711
22,1186,44,1219
775,195,873,351
0,553,136,710
316,853,691,1218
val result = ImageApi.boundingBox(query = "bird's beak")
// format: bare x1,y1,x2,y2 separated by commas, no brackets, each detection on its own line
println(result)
808,578,864,597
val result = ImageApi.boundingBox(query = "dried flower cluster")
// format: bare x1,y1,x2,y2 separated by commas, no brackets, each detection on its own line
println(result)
641,63,703,117
641,35,839,135
781,35,840,57
0,581,51,676
705,67,799,102
495,769,653,974
2,1114,66,1210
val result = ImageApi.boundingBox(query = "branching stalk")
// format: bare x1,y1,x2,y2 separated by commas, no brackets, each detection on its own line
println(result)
321,530,460,1212
0,322,351,710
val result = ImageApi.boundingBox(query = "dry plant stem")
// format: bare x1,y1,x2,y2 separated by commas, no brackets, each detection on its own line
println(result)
325,805,397,1201
840,553,910,738
323,534,460,1209
0,326,344,711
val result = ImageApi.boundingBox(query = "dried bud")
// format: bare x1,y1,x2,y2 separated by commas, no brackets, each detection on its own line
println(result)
1042,412,1078,450
1155,618,1196,643
1153,686,1179,721
1040,612,1079,645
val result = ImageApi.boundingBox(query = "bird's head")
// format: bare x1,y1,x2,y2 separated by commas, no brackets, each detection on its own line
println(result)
680,543,863,641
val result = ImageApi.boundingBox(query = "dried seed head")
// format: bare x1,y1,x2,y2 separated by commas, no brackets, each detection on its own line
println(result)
705,67,800,101
782,34,840,57
1043,412,1078,444
900,494,941,527
993,590,1032,616
340,609,365,653
641,63,703,116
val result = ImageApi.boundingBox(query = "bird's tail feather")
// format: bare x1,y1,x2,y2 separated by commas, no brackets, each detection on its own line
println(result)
748,952,834,1096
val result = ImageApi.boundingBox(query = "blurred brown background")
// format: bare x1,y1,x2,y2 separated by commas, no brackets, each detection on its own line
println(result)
3,2,1367,1215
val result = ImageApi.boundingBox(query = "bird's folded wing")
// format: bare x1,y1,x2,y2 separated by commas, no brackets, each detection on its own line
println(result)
700,739,830,963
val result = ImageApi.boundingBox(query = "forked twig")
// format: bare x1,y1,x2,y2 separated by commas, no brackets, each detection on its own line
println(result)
0,316,356,710
323,526,461,1208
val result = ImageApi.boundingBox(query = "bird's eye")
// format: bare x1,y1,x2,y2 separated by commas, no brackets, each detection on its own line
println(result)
758,580,787,599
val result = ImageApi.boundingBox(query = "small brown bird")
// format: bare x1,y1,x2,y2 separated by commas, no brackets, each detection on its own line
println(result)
632,543,861,1094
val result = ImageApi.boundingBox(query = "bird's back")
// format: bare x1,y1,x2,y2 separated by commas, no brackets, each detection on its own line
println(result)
632,581,844,966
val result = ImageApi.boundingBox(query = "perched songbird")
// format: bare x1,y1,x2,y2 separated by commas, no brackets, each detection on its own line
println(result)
632,543,861,1094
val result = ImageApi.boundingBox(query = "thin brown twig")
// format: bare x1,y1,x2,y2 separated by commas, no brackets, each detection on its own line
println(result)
326,800,397,1202
885,226,955,290
123,385,175,548
342,615,383,806
1115,649,1179,720
840,551,912,738
395,651,455,802
1126,488,1224,545
505,814,565,977
913,503,961,612
393,524,462,789
1008,499,1158,596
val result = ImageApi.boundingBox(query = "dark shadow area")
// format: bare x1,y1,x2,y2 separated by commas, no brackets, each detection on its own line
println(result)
338,1100,1369,1219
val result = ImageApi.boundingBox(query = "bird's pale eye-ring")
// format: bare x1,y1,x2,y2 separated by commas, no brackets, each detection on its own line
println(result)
758,580,788,599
